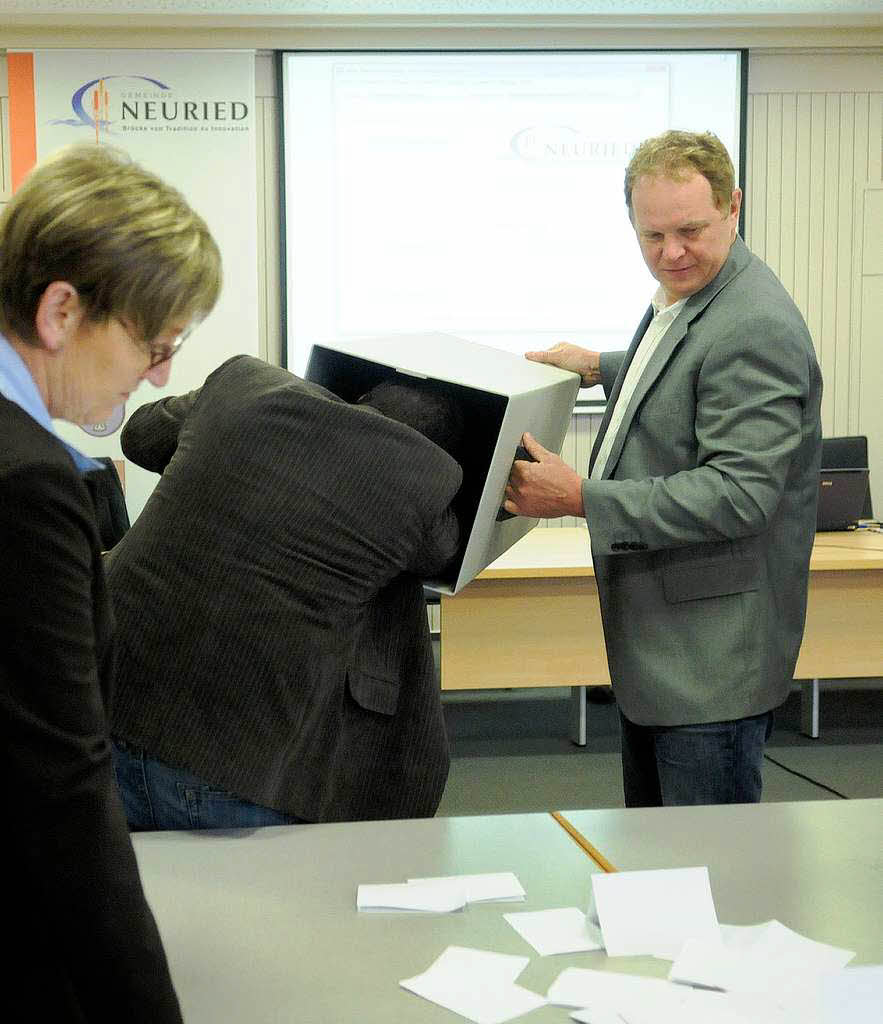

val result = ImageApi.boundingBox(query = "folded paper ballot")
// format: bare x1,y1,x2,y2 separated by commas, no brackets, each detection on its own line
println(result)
669,919,856,994
568,983,752,1024
568,1006,629,1024
547,966,678,1009
356,882,467,913
568,977,881,1024
400,946,546,1024
589,865,720,959
357,871,525,912
503,907,603,956
407,871,526,904
821,965,883,1024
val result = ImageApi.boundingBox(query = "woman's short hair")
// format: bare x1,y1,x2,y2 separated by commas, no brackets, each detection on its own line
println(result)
624,130,736,217
0,142,221,345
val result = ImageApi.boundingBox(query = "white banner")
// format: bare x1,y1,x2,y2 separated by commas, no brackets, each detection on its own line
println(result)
30,49,258,520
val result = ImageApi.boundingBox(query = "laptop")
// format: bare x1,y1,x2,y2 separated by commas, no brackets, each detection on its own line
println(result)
816,467,871,531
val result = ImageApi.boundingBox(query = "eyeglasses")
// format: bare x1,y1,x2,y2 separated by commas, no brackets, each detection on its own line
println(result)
146,324,194,368
116,318,194,368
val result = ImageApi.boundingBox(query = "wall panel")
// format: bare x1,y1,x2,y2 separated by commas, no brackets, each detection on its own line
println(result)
746,55,882,497
256,91,282,366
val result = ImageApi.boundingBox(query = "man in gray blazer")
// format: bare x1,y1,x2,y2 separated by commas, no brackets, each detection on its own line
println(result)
505,130,822,806
106,354,463,827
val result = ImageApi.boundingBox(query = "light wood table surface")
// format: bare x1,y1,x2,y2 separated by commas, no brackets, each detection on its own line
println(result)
441,528,883,740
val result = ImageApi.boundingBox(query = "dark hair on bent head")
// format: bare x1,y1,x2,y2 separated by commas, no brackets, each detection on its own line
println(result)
357,376,465,462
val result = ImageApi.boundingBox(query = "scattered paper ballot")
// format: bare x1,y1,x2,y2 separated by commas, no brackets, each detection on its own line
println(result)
407,872,526,904
547,966,682,1010
568,983,748,1024
568,1006,629,1024
356,881,467,912
589,866,719,959
503,908,603,956
400,945,546,1024
556,968,828,1024
821,965,883,1024
569,978,883,1024
669,919,855,994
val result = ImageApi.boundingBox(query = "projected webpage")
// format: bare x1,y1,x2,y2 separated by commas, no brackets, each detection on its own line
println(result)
283,51,742,400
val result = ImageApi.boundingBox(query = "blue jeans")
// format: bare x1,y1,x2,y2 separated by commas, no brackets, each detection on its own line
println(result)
112,740,306,830
618,709,774,807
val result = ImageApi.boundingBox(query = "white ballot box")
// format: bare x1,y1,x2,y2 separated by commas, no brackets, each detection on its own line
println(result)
305,332,580,594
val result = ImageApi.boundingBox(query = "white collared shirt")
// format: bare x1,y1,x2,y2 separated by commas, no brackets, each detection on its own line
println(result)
0,332,100,473
590,287,687,480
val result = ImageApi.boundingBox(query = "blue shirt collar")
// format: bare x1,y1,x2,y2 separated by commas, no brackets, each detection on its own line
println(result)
0,333,102,474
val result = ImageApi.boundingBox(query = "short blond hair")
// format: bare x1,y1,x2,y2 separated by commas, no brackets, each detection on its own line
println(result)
624,130,736,216
0,142,221,345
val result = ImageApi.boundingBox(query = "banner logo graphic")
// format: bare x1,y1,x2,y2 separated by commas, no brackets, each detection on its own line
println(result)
51,76,171,140
50,74,250,138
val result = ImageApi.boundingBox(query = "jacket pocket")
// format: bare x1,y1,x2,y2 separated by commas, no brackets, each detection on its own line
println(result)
662,557,760,603
347,668,401,716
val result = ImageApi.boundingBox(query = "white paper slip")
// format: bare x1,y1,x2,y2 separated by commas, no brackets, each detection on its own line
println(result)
547,966,677,1009
821,965,883,1024
504,908,603,956
569,984,747,1024
718,922,776,950
408,871,526,903
590,865,719,959
569,1006,627,1024
669,919,855,994
400,946,546,1024
356,882,466,912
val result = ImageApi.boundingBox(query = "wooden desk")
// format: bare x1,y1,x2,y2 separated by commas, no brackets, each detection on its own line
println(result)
132,800,882,1021
441,528,883,740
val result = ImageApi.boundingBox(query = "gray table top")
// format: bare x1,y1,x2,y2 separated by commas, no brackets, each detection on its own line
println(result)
132,801,882,1022
134,812,604,1023
560,799,883,964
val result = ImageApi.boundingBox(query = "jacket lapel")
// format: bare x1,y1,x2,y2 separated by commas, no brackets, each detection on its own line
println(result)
593,237,752,481
588,305,653,474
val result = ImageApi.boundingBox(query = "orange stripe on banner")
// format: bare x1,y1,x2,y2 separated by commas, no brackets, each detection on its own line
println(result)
8,52,38,192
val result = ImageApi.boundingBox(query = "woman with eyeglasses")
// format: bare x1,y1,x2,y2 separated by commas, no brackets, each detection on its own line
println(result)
0,143,221,1021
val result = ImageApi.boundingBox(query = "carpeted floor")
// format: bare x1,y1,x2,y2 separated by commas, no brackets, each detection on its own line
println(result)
437,681,883,815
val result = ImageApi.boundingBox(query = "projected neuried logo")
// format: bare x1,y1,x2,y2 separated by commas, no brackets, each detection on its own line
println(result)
511,126,636,163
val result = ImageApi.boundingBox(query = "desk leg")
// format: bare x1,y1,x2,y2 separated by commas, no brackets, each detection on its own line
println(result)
570,686,587,746
800,678,820,739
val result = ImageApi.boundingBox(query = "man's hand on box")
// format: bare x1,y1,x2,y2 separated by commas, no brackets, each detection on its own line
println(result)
503,433,585,519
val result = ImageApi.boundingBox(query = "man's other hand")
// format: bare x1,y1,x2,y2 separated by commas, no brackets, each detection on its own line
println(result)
525,343,601,387
503,433,585,520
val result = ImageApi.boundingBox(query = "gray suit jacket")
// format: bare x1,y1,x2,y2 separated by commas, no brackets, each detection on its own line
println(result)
106,355,462,821
582,237,823,726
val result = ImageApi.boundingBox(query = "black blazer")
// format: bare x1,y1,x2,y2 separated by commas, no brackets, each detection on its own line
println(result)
106,355,463,822
0,396,181,1021
83,456,130,550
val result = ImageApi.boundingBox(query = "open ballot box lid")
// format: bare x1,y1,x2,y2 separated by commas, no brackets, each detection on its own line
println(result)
305,332,581,594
